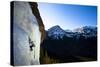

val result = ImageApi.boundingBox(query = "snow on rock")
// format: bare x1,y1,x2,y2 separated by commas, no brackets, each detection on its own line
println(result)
47,25,97,40
73,26,97,38
13,1,41,65
48,25,67,39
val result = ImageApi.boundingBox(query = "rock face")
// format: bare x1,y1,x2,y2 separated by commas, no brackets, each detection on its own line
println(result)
11,1,45,66
29,2,46,42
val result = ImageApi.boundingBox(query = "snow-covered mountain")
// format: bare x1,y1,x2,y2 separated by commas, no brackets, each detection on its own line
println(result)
47,25,97,39
73,26,97,38
73,26,97,33
47,25,67,39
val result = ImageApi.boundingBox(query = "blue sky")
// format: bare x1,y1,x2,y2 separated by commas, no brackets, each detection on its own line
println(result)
38,2,97,30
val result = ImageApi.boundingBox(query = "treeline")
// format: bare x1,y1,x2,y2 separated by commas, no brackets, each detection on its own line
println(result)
40,35,97,64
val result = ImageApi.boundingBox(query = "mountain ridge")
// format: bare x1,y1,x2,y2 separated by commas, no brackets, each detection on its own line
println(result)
47,25,97,39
